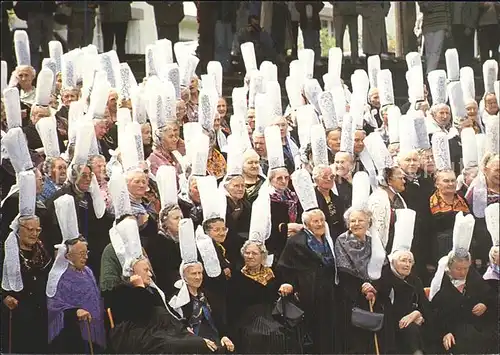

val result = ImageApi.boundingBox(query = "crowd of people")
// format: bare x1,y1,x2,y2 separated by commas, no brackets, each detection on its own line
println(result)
0,3,500,355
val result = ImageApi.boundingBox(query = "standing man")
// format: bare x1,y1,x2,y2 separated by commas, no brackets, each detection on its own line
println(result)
419,2,451,74
332,1,360,64
195,2,216,74
296,1,324,66
66,1,97,50
451,2,480,67
357,1,390,57
147,1,184,44
287,2,300,59
214,2,240,74
98,2,132,61
477,2,500,63
14,1,56,72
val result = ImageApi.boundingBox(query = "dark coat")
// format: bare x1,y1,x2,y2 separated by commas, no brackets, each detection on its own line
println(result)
277,229,338,353
315,187,346,241
431,268,498,354
98,1,131,23
147,1,184,25
295,1,324,31
224,196,251,270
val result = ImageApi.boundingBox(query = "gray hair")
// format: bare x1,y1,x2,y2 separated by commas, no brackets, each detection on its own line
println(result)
18,215,40,224
240,240,268,266
343,207,373,227
268,167,288,182
447,247,471,268
312,164,330,181
430,103,450,117
42,156,65,176
153,122,178,146
302,209,325,227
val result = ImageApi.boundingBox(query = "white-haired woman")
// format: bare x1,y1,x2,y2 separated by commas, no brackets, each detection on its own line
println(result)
378,249,431,354
147,122,182,176
334,208,392,353
242,149,265,203
228,240,301,353
107,255,215,354
431,248,497,354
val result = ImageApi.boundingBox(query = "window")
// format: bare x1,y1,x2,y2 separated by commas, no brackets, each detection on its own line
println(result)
321,20,328,29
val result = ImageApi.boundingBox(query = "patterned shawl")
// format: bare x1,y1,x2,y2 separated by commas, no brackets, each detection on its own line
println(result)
270,188,298,223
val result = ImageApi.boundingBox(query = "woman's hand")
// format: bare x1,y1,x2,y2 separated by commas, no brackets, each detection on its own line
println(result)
287,223,303,237
130,274,145,288
472,303,487,316
361,282,377,295
399,310,422,329
278,283,293,296
443,333,455,351
223,268,232,279
76,309,92,322
203,338,218,352
221,336,235,352
3,296,19,310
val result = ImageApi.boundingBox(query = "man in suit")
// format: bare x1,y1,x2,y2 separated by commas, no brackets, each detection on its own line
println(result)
147,1,184,44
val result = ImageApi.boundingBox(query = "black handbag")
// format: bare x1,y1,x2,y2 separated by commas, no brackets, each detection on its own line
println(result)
351,307,384,332
272,295,304,328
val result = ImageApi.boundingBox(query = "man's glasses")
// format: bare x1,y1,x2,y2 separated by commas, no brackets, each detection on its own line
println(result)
19,224,42,234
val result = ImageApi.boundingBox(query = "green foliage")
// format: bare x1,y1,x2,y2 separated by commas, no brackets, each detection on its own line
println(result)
320,27,336,58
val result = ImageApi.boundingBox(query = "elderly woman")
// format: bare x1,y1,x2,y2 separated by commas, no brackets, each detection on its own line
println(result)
178,175,203,227
313,165,345,240
418,148,436,195
141,121,153,160
429,170,470,266
176,262,235,353
369,166,407,253
272,116,299,175
146,205,183,299
216,97,231,135
464,99,482,133
47,237,106,353
334,208,392,353
108,256,212,353
185,77,199,123
38,157,68,203
213,114,229,153
333,151,354,210
379,249,432,354
242,149,266,203
267,167,301,263
431,248,497,354
15,65,36,107
375,106,390,145
147,122,182,176
89,154,112,210
1,214,52,353
481,92,499,127
229,240,301,353
251,132,269,175
326,128,342,160
125,169,158,248
246,108,256,134
278,208,338,353
206,130,227,180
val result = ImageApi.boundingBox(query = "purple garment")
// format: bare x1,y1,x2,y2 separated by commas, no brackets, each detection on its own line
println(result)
47,266,106,348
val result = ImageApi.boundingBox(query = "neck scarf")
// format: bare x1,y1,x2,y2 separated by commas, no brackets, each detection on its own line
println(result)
270,188,298,223
19,240,52,272
207,149,227,179
241,265,275,286
335,232,372,280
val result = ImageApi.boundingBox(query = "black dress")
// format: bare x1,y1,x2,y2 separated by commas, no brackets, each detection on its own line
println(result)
277,230,338,354
431,268,498,354
378,265,434,354
180,293,224,345
228,269,302,354
224,196,251,270
315,187,346,241
146,232,182,300
0,242,52,353
108,284,211,354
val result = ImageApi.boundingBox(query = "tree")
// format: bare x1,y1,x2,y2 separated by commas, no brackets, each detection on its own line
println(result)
320,27,336,58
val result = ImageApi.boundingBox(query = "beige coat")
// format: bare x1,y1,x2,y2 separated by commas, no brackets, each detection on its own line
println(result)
357,1,391,55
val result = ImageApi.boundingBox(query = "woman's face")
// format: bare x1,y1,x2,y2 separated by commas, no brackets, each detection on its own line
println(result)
133,259,153,286
213,115,221,131
189,78,199,96
107,92,118,114
484,157,500,187
247,109,256,130
227,176,245,201
381,109,389,126
273,117,288,138
463,167,478,186
207,220,227,243
435,171,457,195
465,102,478,118
349,210,370,239
353,130,366,154
399,151,420,175
243,156,260,177
327,130,341,153
334,153,353,177
184,263,203,289
162,208,183,236
306,211,326,238
393,251,414,277
141,123,152,146
243,243,264,269
419,149,435,175
160,127,179,152
127,172,148,199
270,169,289,191
449,259,470,280
16,66,34,90
388,167,406,193
315,167,334,191
66,242,89,271
35,168,44,194
485,93,499,115
189,178,200,203
433,106,451,127
62,90,79,107
176,100,187,122
51,158,68,185
90,157,106,183
76,166,93,192
217,98,227,118
94,120,108,140
18,218,41,248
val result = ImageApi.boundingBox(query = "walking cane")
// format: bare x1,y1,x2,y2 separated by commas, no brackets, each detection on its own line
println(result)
8,310,12,353
85,319,94,355
369,299,380,355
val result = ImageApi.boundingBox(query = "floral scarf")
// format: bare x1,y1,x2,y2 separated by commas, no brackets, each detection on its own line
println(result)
270,188,298,223
19,240,52,272
241,265,275,286
207,149,227,179
430,191,470,215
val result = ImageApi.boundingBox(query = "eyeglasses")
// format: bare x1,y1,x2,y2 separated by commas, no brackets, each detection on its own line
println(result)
19,224,42,234
210,227,228,234
68,250,90,258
